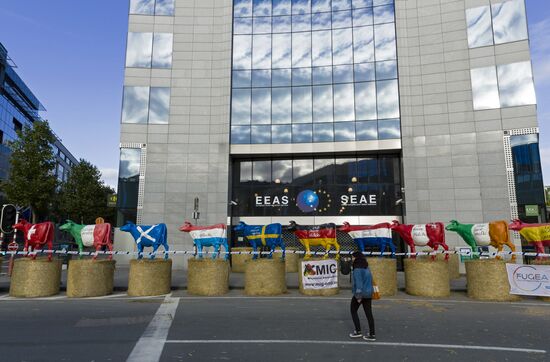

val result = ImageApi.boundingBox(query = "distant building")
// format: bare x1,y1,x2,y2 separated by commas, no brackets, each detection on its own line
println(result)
0,42,77,190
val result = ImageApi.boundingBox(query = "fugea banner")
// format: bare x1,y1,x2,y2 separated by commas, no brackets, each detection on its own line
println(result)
301,259,338,289
506,264,550,297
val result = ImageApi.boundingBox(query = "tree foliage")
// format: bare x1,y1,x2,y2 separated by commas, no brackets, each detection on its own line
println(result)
1,120,57,222
59,159,115,224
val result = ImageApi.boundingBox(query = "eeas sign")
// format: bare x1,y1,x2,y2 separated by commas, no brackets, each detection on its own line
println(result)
301,259,338,289
506,264,550,297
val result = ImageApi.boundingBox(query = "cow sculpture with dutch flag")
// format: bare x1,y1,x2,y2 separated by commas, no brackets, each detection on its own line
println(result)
338,221,396,257
179,221,229,260
60,220,114,259
120,222,170,259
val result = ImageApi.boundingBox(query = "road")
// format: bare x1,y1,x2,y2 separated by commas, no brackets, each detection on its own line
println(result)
0,290,547,361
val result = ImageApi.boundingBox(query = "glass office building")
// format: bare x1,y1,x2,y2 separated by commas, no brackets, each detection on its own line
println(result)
119,0,544,265
0,43,77,193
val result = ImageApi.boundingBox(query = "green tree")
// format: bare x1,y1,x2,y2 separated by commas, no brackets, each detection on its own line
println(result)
1,120,58,223
59,159,114,224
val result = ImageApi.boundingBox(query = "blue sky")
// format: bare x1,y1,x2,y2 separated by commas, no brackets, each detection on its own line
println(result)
0,0,549,190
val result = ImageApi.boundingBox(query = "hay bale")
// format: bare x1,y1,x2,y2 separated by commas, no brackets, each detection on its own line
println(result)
532,259,550,302
10,258,62,298
127,259,172,297
67,259,116,298
276,247,301,273
465,259,520,301
367,258,397,296
231,247,253,273
245,259,286,296
299,257,339,296
404,258,450,298
187,258,229,296
419,254,460,279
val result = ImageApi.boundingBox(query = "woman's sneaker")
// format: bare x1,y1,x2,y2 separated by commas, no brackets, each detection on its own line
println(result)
349,331,363,338
363,334,376,341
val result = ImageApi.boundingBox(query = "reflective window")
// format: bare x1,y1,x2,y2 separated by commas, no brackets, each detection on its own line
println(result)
231,126,251,143
272,159,293,183
497,61,536,107
231,0,399,144
126,33,153,68
122,86,171,124
152,33,173,68
378,119,400,139
240,161,253,182
148,87,170,124
122,87,149,124
253,160,272,182
470,66,500,110
130,0,174,16
492,0,528,44
118,148,141,223
466,6,493,48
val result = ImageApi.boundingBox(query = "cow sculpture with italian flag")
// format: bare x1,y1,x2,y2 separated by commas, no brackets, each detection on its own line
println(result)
445,220,516,260
59,220,114,259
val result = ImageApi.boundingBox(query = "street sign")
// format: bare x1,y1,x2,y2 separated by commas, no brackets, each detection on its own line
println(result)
107,194,117,208
525,205,538,217
7,241,18,252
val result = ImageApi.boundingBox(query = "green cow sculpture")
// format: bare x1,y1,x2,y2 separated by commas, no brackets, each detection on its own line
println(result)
445,220,516,260
59,220,114,259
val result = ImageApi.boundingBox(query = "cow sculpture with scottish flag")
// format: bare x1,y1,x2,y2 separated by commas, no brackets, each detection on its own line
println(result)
120,222,170,259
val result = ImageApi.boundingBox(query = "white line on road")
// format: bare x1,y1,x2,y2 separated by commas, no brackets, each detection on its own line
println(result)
126,295,179,362
165,339,546,354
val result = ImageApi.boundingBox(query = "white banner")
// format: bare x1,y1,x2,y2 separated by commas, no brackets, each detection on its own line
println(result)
506,264,550,297
301,259,338,290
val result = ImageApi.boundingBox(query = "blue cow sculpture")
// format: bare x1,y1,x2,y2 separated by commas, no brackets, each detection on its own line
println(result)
120,222,170,259
233,221,285,259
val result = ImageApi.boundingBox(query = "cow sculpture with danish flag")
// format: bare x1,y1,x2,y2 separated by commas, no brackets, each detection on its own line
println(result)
120,221,170,259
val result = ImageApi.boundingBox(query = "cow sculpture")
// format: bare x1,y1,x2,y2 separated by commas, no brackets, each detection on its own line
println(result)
445,220,516,260
120,222,169,259
60,220,114,259
338,222,396,257
286,221,340,259
179,221,229,260
390,220,449,260
12,219,54,261
233,221,285,259
509,219,549,259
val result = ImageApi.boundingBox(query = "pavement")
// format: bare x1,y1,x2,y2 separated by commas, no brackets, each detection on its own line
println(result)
0,261,548,361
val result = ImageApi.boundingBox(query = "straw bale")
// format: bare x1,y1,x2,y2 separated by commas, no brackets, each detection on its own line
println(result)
127,259,172,297
419,254,460,279
10,258,62,298
367,258,397,296
276,247,301,273
245,259,286,296
465,259,520,301
532,259,550,302
231,247,253,273
67,259,116,298
187,258,229,296
298,257,339,296
404,258,450,298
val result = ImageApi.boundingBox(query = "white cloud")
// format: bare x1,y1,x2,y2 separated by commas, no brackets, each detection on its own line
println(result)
100,168,119,191
538,147,550,185
530,18,550,86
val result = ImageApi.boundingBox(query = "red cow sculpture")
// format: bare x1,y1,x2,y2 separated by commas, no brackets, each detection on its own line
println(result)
509,219,550,259
12,219,55,261
390,220,449,260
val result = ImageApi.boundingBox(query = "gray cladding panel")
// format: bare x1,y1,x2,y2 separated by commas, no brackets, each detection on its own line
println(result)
395,0,537,230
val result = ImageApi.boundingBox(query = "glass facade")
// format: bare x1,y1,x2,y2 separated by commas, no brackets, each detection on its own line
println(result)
231,154,402,216
121,86,171,124
466,0,528,48
510,134,545,220
470,61,536,110
231,0,400,144
117,148,142,225
125,32,173,69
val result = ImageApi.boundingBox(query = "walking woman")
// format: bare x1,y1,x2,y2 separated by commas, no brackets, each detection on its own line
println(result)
349,251,376,341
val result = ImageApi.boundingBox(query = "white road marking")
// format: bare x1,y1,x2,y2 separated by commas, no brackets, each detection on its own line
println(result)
176,295,550,307
164,339,546,354
126,295,179,362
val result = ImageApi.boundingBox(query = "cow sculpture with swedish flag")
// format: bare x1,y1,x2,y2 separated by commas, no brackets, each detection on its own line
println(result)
233,221,285,259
